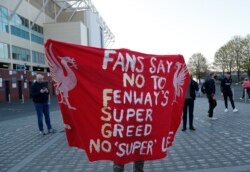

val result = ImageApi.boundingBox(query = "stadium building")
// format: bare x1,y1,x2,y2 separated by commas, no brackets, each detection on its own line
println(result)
0,0,115,102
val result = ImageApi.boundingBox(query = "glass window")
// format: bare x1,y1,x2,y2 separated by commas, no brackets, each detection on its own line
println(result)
4,9,44,42
0,43,4,58
10,13,30,40
1,43,10,59
0,5,9,33
12,53,18,60
32,51,45,64
31,34,44,45
24,19,29,28
12,14,22,26
0,22,3,32
12,45,30,62
11,25,30,40
0,6,8,18
31,23,44,35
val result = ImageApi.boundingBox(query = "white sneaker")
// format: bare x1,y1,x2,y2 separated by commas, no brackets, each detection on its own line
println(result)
233,108,238,113
224,108,228,112
240,98,243,100
211,117,217,120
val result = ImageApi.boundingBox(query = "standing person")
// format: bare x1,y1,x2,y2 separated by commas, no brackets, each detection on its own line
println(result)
113,161,144,172
31,74,56,135
204,72,217,120
240,77,250,100
182,75,199,131
220,72,238,113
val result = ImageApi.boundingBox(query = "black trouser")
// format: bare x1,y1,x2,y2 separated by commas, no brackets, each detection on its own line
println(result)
223,91,235,109
242,88,250,98
113,161,144,172
241,88,246,98
207,95,217,118
183,98,194,129
248,88,250,98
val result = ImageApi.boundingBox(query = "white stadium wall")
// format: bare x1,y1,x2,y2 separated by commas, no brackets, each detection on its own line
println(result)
44,22,88,45
85,10,103,48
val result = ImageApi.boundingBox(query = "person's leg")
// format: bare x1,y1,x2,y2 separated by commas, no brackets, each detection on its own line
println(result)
207,95,213,118
35,103,44,132
182,100,188,130
212,99,217,114
188,99,194,129
228,91,235,109
43,103,52,130
133,161,144,172
113,163,124,172
223,92,228,109
242,88,245,98
247,88,250,99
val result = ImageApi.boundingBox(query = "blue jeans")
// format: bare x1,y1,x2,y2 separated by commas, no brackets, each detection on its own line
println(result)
34,103,52,131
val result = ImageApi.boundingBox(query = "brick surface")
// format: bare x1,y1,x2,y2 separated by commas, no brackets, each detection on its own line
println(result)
0,97,250,172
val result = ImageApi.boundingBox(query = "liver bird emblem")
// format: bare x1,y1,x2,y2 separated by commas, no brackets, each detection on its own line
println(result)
45,44,77,110
173,61,188,104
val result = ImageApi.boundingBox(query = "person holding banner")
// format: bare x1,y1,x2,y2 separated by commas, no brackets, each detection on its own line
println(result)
182,75,199,131
44,39,191,169
30,74,56,135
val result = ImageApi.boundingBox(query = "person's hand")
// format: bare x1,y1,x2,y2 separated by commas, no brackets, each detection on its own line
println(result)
40,88,48,93
221,92,223,97
212,95,216,100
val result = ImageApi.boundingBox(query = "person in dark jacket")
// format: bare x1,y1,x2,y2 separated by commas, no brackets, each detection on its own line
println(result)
30,74,56,135
182,75,199,131
220,72,238,113
206,72,217,119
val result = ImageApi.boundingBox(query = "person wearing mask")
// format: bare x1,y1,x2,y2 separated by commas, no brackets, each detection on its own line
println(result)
220,72,238,113
182,75,199,131
31,74,56,135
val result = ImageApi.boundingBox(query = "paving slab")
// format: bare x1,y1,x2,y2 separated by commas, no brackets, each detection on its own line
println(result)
0,97,250,172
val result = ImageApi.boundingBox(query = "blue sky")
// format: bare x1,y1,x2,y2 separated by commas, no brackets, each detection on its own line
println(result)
92,0,250,63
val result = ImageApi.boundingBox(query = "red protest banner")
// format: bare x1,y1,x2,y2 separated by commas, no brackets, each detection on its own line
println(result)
44,39,190,164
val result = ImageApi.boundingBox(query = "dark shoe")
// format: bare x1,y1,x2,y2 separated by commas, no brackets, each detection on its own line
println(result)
48,129,57,134
182,128,186,131
190,127,196,131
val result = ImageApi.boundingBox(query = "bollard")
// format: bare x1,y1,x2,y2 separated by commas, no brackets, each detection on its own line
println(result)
22,94,24,104
8,94,11,103
244,88,247,103
48,94,51,105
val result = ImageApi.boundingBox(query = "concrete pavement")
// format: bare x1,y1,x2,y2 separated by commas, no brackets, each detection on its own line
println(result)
0,97,250,172
0,96,59,121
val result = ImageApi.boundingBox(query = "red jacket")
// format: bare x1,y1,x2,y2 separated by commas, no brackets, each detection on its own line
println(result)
242,80,250,88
